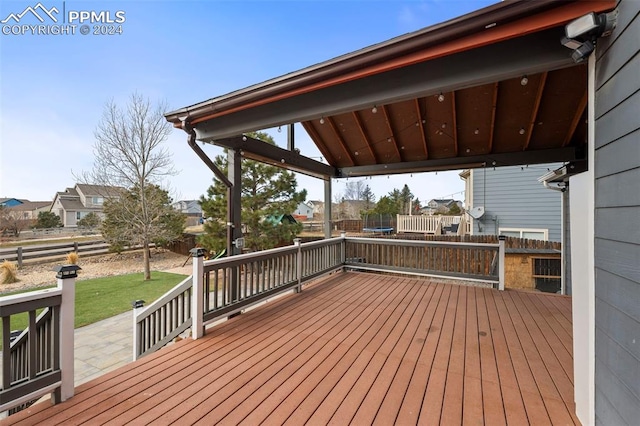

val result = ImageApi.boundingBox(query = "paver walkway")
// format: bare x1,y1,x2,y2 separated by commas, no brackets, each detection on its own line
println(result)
74,310,133,386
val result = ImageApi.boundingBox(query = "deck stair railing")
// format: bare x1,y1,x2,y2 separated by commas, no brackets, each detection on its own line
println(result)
135,234,505,358
0,265,78,415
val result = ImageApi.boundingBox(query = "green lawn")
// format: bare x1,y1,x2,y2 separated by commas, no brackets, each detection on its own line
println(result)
3,271,188,336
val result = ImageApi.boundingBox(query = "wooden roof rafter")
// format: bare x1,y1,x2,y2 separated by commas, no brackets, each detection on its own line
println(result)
452,92,458,156
414,98,428,158
488,82,499,152
301,121,338,166
326,116,357,166
381,105,403,161
523,71,547,150
351,111,378,162
564,91,588,146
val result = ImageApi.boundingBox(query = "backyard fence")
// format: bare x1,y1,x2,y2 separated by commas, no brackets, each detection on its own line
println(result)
0,240,159,268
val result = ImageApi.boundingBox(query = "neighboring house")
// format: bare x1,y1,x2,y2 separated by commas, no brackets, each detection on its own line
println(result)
421,199,463,215
0,198,25,208
292,201,313,220
307,200,324,216
50,184,122,227
459,164,563,242
172,200,203,226
5,201,52,221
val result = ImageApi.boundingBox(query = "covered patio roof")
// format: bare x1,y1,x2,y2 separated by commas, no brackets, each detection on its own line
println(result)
165,0,615,178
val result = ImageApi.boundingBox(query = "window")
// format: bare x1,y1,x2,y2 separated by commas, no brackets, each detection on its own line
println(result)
532,257,562,293
499,228,548,241
92,197,104,205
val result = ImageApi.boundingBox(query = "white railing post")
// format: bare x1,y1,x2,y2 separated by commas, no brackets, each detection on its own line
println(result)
294,238,302,292
190,248,206,339
498,235,506,291
132,300,145,360
340,232,347,268
54,264,80,403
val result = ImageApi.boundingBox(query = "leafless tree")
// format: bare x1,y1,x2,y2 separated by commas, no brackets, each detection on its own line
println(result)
343,180,366,200
78,93,178,280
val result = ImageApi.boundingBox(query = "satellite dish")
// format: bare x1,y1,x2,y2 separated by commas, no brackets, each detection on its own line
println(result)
468,206,485,219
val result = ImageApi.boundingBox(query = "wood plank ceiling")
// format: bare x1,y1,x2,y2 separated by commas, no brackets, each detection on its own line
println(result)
302,65,587,170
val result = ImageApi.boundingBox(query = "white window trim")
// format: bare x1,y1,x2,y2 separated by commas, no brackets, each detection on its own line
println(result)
498,227,548,241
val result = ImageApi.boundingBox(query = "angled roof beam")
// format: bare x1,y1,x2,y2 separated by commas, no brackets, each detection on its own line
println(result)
414,98,428,158
564,92,588,146
301,121,338,165
451,92,458,156
212,135,337,179
352,111,378,162
523,71,547,150
381,105,402,161
326,117,357,166
488,82,498,152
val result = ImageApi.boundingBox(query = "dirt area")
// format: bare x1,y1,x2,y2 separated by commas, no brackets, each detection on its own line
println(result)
1,249,194,294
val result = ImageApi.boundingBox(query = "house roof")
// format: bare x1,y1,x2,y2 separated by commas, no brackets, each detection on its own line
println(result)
76,184,123,197
58,199,101,211
5,201,51,211
165,0,615,178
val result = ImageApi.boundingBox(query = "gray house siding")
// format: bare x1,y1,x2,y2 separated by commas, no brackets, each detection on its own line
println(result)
594,0,640,423
470,164,562,241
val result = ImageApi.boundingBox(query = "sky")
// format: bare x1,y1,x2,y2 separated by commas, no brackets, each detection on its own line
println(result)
0,0,497,205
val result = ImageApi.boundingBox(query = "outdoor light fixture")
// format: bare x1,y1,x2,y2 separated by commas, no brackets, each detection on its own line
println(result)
437,93,445,102
520,76,528,86
319,117,325,124
371,105,378,114
561,10,617,63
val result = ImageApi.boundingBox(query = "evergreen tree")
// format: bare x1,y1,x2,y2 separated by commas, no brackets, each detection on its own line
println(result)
199,132,306,253
35,211,62,228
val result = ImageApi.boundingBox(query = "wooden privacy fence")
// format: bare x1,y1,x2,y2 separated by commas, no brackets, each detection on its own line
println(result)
134,234,505,359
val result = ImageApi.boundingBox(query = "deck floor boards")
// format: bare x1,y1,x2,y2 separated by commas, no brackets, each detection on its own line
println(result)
3,272,577,425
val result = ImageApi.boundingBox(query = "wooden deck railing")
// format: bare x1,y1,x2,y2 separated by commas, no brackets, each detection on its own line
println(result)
134,235,505,358
133,277,193,359
0,266,77,415
344,236,503,285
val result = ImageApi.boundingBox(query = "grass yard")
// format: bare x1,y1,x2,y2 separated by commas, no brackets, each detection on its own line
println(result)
4,271,188,337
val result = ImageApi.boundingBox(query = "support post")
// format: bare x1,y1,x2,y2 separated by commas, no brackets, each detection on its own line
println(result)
498,235,506,291
16,247,23,268
228,148,243,302
53,264,81,403
132,300,145,360
287,124,295,151
190,248,206,339
294,238,302,293
324,179,332,239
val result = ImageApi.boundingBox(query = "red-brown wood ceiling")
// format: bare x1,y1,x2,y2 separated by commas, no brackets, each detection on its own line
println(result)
302,65,587,169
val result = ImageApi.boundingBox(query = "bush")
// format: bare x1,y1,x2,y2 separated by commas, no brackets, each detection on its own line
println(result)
77,212,101,228
35,211,62,229
66,252,79,265
0,260,19,284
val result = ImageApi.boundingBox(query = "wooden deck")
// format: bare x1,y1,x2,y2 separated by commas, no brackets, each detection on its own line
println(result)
4,272,577,425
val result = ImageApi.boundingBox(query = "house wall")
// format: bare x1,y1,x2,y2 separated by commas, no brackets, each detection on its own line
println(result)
593,1,640,423
470,165,562,241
